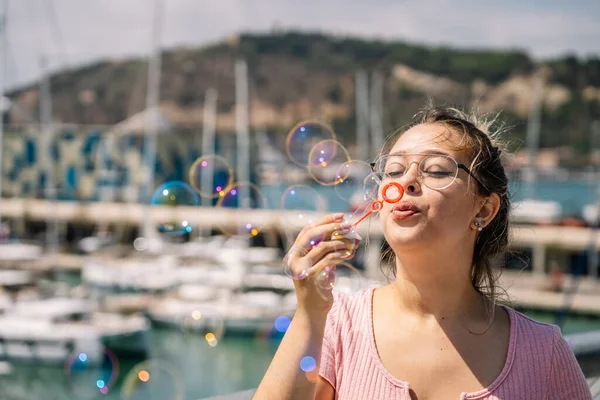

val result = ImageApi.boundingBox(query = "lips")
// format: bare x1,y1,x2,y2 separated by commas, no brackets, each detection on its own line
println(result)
391,201,420,220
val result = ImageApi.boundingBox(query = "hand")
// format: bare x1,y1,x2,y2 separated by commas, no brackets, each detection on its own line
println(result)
284,213,361,317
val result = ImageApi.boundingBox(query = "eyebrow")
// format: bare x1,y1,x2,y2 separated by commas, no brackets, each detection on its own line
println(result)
387,149,452,157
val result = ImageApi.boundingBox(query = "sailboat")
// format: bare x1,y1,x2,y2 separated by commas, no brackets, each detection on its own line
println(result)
0,1,43,265
510,69,562,225
582,121,600,228
77,134,118,253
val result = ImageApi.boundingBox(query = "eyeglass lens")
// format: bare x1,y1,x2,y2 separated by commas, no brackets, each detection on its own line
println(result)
380,155,459,190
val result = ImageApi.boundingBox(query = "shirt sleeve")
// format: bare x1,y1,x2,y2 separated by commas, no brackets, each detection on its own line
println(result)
547,326,592,399
319,292,344,388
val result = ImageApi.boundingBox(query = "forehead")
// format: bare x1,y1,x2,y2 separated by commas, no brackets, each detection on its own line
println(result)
389,123,468,159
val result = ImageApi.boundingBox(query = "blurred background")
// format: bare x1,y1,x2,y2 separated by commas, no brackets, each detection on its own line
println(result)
0,0,599,399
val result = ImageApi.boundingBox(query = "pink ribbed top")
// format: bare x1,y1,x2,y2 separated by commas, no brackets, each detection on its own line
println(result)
320,287,591,399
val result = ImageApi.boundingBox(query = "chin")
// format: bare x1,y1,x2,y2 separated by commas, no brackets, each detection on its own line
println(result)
383,223,427,248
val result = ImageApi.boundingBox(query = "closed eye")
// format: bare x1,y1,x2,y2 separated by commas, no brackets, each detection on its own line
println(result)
386,171,404,178
424,171,452,178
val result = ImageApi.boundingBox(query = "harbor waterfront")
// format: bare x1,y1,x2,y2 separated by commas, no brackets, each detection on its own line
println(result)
0,178,599,397
0,1,599,397
0,312,599,400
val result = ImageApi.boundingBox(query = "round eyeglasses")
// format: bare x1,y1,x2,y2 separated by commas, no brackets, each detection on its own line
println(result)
370,153,488,191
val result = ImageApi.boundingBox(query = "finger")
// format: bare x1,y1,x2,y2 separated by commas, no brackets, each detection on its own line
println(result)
310,251,351,273
309,253,348,286
284,240,354,281
314,212,346,227
307,238,360,262
297,212,344,237
296,220,353,250
283,246,312,280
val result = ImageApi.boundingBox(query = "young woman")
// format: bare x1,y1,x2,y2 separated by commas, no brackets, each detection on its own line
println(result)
255,106,591,399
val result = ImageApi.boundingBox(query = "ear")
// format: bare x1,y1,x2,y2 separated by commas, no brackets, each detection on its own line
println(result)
472,193,501,231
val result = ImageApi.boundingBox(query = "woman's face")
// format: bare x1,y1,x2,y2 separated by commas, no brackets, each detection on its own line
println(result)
378,123,482,252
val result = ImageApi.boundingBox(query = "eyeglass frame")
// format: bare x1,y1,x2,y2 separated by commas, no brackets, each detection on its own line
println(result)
369,153,489,192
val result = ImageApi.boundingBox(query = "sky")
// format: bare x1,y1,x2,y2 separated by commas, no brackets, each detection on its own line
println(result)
5,0,600,90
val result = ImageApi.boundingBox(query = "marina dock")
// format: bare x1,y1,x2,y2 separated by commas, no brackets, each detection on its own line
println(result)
1,197,599,302
1,197,599,252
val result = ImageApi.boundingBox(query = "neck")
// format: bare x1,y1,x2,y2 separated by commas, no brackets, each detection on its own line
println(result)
390,243,485,320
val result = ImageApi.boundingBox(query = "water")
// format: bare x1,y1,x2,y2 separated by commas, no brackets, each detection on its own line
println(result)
261,178,599,216
2,310,600,400
0,329,280,400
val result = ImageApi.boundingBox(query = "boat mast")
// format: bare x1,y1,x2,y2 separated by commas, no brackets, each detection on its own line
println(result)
200,88,218,239
523,70,544,200
369,71,384,154
589,120,600,280
141,0,164,242
235,59,250,212
0,0,6,233
355,70,369,161
40,55,59,263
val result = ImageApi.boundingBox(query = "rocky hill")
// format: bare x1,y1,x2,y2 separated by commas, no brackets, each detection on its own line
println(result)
7,32,600,153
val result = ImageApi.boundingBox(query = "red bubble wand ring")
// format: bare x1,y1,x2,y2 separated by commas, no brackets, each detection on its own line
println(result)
352,182,404,227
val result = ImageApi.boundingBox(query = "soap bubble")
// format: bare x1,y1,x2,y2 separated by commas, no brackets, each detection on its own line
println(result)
286,121,336,167
363,172,380,204
121,360,184,400
273,315,292,333
307,140,350,186
254,314,292,348
189,155,233,199
151,181,200,236
216,182,269,238
280,185,327,230
180,307,225,348
315,261,364,296
325,207,367,258
300,356,316,372
282,246,312,280
65,348,119,398
334,160,376,203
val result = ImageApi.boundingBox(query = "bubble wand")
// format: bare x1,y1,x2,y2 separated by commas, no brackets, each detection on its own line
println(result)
351,182,404,227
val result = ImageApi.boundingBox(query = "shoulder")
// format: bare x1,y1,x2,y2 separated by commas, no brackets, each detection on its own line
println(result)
325,287,374,338
501,307,581,382
495,306,590,397
505,305,559,341
503,305,559,362
330,287,373,319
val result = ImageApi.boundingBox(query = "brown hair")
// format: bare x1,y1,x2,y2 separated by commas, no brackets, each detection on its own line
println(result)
378,103,511,304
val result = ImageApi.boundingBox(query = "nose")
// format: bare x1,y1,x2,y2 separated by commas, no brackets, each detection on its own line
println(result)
401,163,421,194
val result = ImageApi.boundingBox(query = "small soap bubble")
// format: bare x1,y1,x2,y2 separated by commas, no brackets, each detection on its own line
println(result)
315,265,337,292
254,314,292,346
189,155,233,199
329,211,365,256
180,307,225,348
280,184,327,229
121,360,184,400
151,181,200,236
65,348,119,399
315,262,363,296
300,356,317,372
286,121,336,167
307,140,351,186
273,315,291,333
335,160,373,203
363,172,380,203
216,182,269,238
133,237,148,252
331,262,364,295
283,246,312,280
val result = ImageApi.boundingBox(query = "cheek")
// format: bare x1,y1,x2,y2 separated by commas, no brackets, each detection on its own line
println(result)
429,196,473,230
